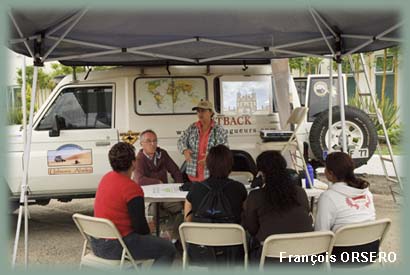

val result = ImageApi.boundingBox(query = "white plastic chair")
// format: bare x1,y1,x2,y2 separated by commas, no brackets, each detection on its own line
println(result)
72,213,152,270
331,218,391,267
259,231,334,270
179,222,248,270
281,107,313,188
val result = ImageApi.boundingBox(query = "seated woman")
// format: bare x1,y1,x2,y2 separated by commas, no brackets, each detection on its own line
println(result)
315,152,376,265
243,150,313,261
91,142,176,267
184,144,247,265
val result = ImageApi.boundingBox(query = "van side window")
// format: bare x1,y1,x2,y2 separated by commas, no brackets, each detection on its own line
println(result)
134,77,207,115
36,86,113,130
216,76,275,115
306,77,340,122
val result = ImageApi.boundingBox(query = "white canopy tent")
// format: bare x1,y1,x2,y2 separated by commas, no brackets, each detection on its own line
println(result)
7,6,401,268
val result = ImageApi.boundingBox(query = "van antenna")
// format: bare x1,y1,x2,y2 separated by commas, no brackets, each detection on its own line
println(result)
242,62,248,71
166,63,171,75
206,65,211,75
72,66,77,81
84,66,92,80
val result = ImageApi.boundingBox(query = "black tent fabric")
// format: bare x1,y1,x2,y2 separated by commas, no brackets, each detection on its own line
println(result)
8,8,400,66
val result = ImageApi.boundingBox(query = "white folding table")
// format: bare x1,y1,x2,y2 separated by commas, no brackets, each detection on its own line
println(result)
141,182,326,235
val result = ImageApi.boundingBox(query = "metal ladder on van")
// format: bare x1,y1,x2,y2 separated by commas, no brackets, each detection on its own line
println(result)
347,53,403,203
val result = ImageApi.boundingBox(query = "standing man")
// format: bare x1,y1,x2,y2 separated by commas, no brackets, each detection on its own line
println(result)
133,129,184,241
178,100,229,182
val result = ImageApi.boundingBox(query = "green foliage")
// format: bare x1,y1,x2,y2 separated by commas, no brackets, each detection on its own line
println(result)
6,85,37,125
17,66,54,90
289,57,323,75
7,107,23,125
289,57,305,72
349,95,400,145
378,124,402,145
348,95,398,130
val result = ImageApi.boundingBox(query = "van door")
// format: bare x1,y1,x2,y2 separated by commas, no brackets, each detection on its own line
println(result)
9,85,118,197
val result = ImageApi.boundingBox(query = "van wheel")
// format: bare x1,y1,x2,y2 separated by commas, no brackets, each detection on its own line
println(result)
309,106,378,168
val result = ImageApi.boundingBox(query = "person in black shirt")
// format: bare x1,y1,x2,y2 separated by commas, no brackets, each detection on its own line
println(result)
183,144,247,266
243,150,313,261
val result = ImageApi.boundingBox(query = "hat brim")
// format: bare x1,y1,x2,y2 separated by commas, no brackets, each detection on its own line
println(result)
192,107,212,111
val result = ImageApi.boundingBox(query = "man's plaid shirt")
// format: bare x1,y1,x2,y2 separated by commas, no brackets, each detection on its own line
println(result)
177,122,229,178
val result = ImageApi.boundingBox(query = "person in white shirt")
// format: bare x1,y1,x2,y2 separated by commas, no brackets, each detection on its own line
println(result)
315,152,379,265
315,152,376,232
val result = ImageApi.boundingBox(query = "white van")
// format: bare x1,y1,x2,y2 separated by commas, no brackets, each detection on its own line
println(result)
7,64,377,205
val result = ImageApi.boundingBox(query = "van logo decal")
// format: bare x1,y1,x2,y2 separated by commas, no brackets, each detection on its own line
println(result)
216,115,252,126
48,167,93,175
47,144,93,168
120,130,140,144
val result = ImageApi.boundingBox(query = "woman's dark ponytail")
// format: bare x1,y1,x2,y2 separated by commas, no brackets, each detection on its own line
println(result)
256,151,299,211
326,152,369,189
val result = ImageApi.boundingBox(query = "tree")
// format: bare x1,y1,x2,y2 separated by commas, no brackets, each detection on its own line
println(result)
289,56,323,76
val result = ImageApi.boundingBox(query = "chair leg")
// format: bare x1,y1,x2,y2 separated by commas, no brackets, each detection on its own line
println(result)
182,251,188,270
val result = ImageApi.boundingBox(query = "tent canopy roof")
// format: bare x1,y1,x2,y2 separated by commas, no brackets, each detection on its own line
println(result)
8,8,401,66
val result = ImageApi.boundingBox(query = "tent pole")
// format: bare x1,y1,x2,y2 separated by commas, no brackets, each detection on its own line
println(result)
42,9,87,61
328,58,333,155
8,11,35,58
342,22,403,57
21,56,27,145
337,61,347,152
270,48,333,59
12,66,38,269
341,34,402,43
309,9,335,56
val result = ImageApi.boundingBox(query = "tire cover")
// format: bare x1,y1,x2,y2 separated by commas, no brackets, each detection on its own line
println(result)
309,106,378,167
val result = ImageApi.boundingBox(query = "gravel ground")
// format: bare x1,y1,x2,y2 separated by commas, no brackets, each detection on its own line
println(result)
8,175,403,269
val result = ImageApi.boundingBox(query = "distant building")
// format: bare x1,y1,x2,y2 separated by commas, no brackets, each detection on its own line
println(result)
237,92,257,114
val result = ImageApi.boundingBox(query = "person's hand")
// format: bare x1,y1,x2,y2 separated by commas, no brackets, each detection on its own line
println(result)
198,158,206,166
183,149,193,162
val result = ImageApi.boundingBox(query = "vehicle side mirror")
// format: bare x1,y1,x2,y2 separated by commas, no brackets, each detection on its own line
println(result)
49,115,66,137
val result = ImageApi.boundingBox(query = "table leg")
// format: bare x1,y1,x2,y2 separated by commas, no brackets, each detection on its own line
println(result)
310,197,315,212
155,202,160,236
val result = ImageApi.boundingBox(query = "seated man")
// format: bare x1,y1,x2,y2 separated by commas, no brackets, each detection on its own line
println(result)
133,129,184,240
92,142,176,267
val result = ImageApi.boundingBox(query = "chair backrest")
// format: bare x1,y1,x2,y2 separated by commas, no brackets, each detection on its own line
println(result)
72,213,137,268
73,213,121,240
332,218,391,248
179,222,248,269
286,107,309,127
231,150,257,175
281,107,309,154
229,171,254,185
260,231,334,269
179,222,247,247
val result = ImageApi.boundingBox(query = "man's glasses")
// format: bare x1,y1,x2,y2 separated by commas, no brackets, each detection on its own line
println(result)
143,139,158,144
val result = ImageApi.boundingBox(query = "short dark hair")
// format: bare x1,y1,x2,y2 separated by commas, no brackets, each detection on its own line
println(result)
108,142,136,172
140,129,157,142
326,152,369,189
206,145,233,178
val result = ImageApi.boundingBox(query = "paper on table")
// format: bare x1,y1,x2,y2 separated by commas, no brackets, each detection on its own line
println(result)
142,183,187,198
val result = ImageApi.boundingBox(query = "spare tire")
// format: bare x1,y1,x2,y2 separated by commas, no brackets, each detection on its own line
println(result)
309,106,377,167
